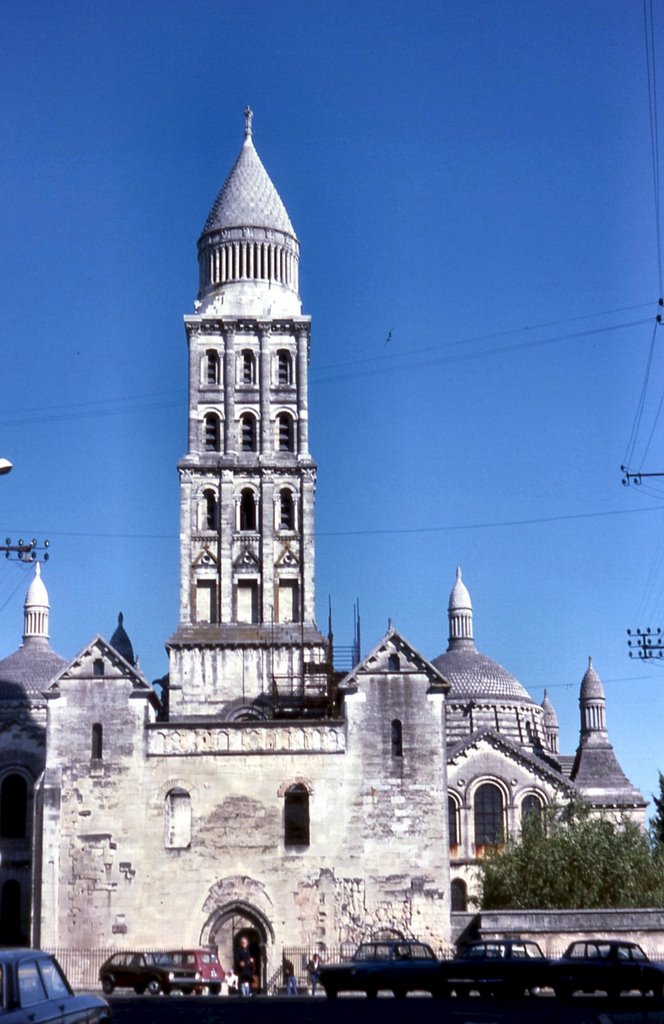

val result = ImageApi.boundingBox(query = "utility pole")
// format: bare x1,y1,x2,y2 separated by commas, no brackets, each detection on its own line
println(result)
627,627,664,660
0,538,50,563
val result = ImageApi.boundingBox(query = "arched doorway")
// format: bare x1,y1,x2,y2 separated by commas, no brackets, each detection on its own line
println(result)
204,904,272,994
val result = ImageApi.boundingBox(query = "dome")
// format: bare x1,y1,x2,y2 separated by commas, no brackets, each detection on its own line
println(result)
196,109,301,315
580,657,604,701
0,565,66,700
433,567,536,704
432,646,534,702
110,612,135,667
203,114,295,237
541,689,559,728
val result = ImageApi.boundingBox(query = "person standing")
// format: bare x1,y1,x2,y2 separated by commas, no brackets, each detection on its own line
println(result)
283,955,298,996
236,937,255,997
306,952,322,996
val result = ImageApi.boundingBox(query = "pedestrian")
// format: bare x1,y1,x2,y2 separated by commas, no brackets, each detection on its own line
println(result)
306,952,322,996
283,955,298,996
236,937,255,997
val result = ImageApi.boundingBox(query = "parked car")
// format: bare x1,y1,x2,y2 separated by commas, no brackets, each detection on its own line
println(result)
552,939,664,999
98,950,200,995
441,939,550,997
319,939,442,998
167,949,225,995
0,948,110,1023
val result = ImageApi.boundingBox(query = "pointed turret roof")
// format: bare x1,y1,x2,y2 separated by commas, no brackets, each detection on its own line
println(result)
571,658,645,809
433,567,534,703
203,107,296,238
0,565,66,699
110,612,135,667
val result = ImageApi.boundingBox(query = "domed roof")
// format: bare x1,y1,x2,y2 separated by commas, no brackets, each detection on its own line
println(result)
0,645,67,699
541,689,559,728
433,567,536,704
580,657,604,700
25,562,48,607
0,565,66,700
110,612,135,667
432,646,533,702
202,108,295,238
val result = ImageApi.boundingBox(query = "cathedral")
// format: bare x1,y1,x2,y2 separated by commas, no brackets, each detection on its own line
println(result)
0,111,645,977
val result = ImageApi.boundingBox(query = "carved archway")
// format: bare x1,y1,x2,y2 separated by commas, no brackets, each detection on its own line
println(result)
201,900,274,994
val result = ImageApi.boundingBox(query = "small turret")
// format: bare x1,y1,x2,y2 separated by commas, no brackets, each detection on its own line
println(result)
541,689,559,753
447,566,474,651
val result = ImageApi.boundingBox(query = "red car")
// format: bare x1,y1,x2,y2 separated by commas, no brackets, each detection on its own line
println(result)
168,950,225,995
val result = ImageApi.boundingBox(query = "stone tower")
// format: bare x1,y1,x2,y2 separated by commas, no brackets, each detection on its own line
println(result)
167,110,328,718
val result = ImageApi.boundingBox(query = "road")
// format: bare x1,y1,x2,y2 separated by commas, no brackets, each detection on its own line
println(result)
105,993,664,1024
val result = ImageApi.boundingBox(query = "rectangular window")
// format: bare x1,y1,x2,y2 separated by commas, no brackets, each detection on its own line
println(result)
196,581,217,623
277,581,299,623
236,580,259,623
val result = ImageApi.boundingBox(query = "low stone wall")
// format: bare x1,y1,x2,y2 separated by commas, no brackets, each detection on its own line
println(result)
451,909,664,957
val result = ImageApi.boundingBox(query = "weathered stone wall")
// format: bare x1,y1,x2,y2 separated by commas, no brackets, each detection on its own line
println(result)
39,633,450,975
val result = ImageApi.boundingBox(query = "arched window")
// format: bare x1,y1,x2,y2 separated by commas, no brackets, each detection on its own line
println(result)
474,782,504,849
388,653,400,671
276,413,294,452
240,413,257,452
93,658,104,677
391,719,403,758
91,723,103,761
204,413,221,452
206,350,220,385
451,879,468,912
279,489,294,530
284,784,310,846
277,350,293,385
522,794,542,824
240,489,257,531
0,774,27,839
448,796,459,848
164,788,191,849
241,350,256,384
203,489,218,530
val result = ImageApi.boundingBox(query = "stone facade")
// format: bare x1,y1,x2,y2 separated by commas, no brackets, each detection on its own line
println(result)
0,111,649,966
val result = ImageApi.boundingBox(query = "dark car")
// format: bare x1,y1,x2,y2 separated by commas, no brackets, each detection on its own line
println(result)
167,949,225,995
553,939,664,999
319,939,442,998
99,951,200,995
0,948,110,1023
441,939,550,997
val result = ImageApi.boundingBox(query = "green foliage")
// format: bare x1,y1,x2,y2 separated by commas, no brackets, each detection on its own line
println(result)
650,771,664,848
478,800,664,910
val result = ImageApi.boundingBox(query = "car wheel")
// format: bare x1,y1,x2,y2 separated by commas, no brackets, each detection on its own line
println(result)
366,984,379,999
324,987,337,999
392,986,406,999
134,985,146,995
146,977,163,996
101,977,115,995
554,984,573,1001
209,984,221,996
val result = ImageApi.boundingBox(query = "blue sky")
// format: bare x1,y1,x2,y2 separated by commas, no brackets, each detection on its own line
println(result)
1,0,664,813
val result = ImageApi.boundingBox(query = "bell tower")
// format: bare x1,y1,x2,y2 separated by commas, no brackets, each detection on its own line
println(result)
167,110,328,718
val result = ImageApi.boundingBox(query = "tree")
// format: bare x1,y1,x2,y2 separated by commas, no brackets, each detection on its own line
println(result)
650,771,664,848
478,800,664,910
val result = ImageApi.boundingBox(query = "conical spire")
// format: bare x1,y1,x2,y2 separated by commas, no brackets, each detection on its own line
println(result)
23,562,49,644
196,109,301,315
541,689,559,753
447,566,475,651
110,612,135,667
579,656,606,736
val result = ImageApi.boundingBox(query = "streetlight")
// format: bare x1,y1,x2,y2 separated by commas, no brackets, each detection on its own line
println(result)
0,459,12,476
